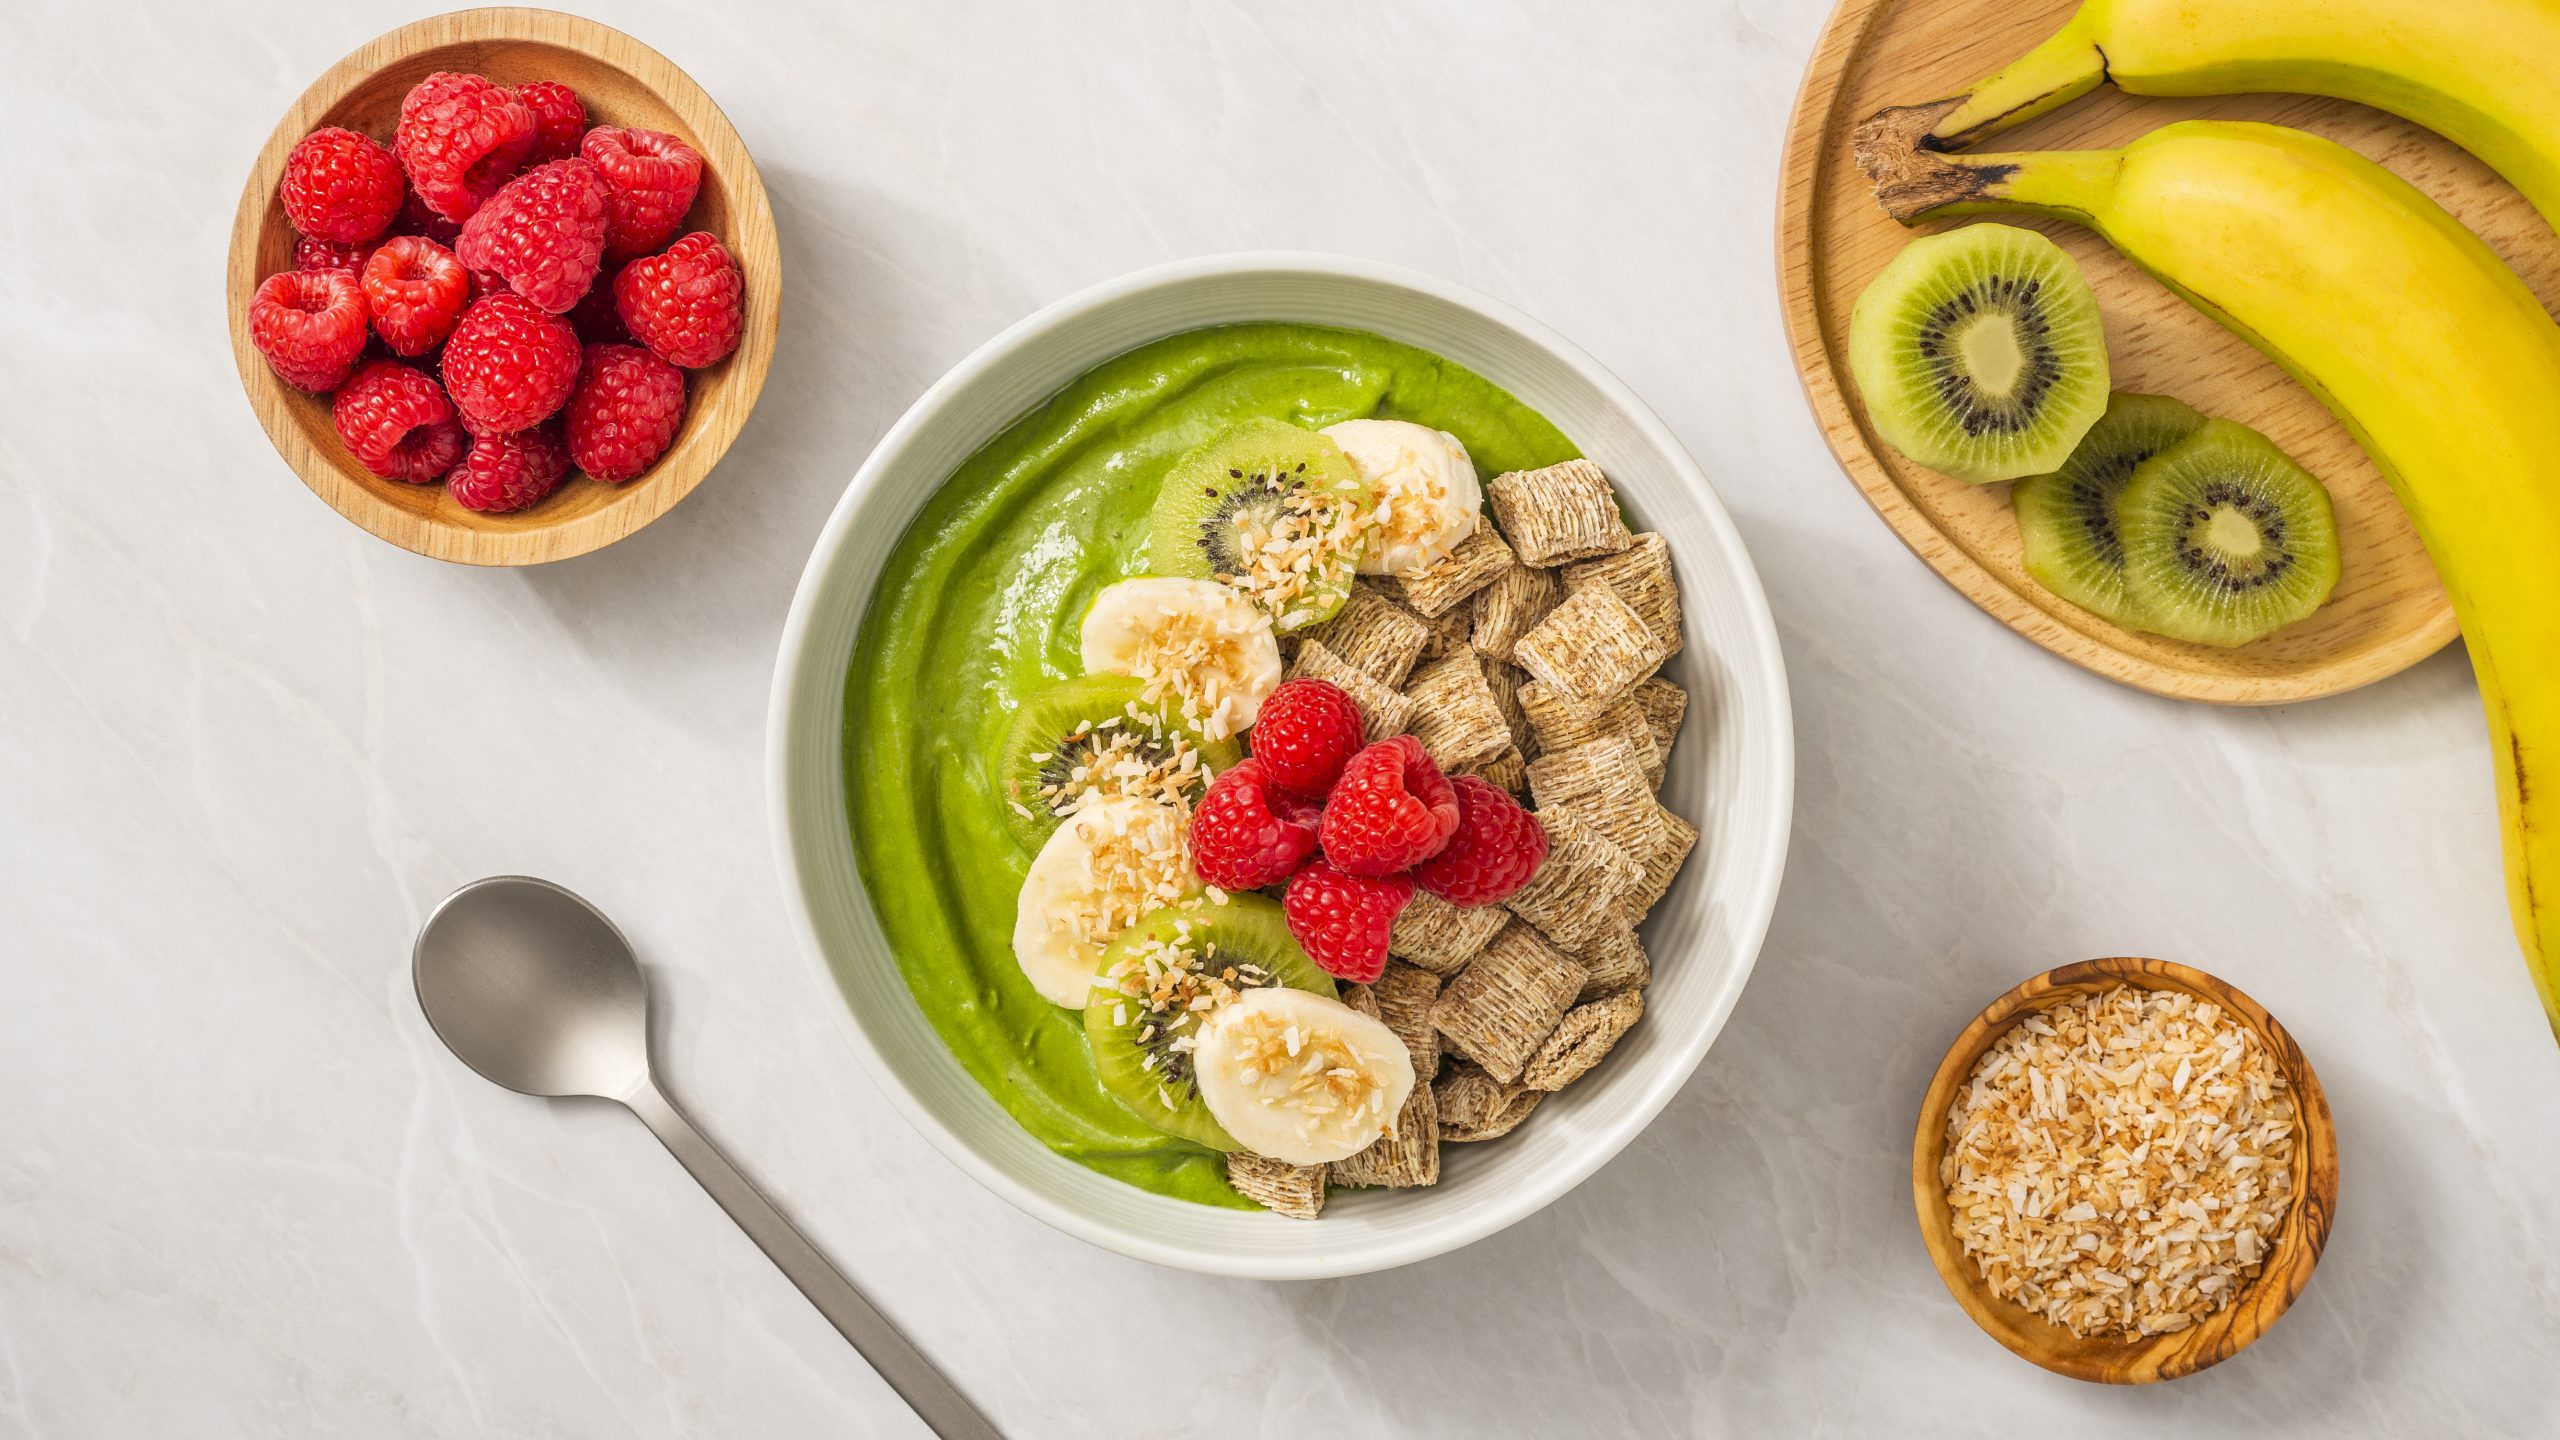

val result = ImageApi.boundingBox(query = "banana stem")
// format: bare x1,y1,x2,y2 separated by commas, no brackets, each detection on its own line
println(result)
1924,8,2111,148
1853,123,2123,226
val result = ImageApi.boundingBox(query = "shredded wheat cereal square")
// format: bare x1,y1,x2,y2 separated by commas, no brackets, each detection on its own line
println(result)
1331,1081,1439,1188
1614,806,1698,924
1288,640,1413,742
1302,582,1430,688
1434,1062,1545,1141
1526,737,1668,857
1402,650,1514,772
1518,682,1660,783
1634,677,1687,770
1575,925,1650,1001
1511,584,1667,715
1341,982,1384,1022
1226,1153,1328,1219
1487,459,1634,566
1431,923,1588,1083
1464,746,1529,799
1522,989,1645,1091
1480,658,1534,755
1504,810,1642,951
1388,892,1510,975
1470,563,1564,664
1371,962,1443,1078
1392,527,1517,618
1564,533,1681,659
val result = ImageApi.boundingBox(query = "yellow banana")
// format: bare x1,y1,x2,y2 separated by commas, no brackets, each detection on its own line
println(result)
1866,0,2560,236
1859,120,2560,1038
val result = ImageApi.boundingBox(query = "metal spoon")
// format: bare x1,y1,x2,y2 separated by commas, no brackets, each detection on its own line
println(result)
413,875,1000,1440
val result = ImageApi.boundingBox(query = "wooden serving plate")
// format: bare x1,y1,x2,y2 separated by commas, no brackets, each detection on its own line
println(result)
1778,0,2560,702
225,8,780,566
1913,958,2339,1383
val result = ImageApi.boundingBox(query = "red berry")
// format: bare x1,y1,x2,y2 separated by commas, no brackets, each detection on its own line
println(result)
395,187,463,246
448,424,571,512
581,126,703,259
247,268,369,393
360,236,471,356
330,360,467,482
439,292,580,433
614,231,743,368
566,260,631,343
1283,861,1413,984
1318,735,1461,876
395,72,537,224
454,158,610,313
293,234,382,273
1188,759,1321,891
279,127,403,244
563,343,685,481
513,81,587,164
1413,777,1550,907
1247,678,1366,797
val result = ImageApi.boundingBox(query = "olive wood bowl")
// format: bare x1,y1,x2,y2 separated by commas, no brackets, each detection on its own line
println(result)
224,8,780,566
1912,957,2339,1383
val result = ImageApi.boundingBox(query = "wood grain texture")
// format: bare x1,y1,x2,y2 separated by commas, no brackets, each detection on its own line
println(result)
1771,0,2560,702
1911,957,2339,1384
225,8,780,566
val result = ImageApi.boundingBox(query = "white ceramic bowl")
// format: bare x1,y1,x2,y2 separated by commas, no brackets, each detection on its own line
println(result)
769,253,1793,1278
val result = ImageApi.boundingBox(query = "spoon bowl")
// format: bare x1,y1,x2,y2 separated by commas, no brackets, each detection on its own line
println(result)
413,875,651,1099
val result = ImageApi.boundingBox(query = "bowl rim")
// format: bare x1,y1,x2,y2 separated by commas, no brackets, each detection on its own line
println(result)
1910,956,2340,1382
766,251,1796,1276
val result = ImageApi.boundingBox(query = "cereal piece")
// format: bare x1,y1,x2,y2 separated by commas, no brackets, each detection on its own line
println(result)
1288,640,1413,742
1634,677,1687,775
1614,806,1699,923
1481,658,1534,755
1575,924,1650,1001
1526,737,1668,857
1392,527,1516,618
1331,1082,1439,1188
1402,649,1514,771
1430,924,1588,1082
1435,1062,1546,1141
1522,990,1645,1091
1487,459,1633,566
1470,563,1564,664
1565,532,1681,659
1226,1153,1328,1219
1371,961,1443,1078
1301,582,1430,688
1512,584,1668,715
1464,746,1529,799
1341,981,1384,1022
1388,891,1510,975
1504,810,1642,951
1518,682,1660,783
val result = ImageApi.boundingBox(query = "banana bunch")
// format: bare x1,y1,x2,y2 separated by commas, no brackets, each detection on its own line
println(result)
1859,120,2560,1039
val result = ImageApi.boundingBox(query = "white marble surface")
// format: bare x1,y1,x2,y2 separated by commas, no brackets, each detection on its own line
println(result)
5,0,2558,1434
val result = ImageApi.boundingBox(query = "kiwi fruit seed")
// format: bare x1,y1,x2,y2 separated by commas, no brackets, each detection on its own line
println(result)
2115,418,2341,648
998,674,1243,853
1085,894,1337,1150
1847,222,2110,482
1148,417,1373,632
2013,392,2208,627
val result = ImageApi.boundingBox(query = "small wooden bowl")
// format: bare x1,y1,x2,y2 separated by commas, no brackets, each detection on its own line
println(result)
1912,958,2339,1383
224,8,780,566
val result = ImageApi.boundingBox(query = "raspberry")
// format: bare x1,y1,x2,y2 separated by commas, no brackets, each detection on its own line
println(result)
1412,777,1550,907
330,361,467,482
1282,861,1413,984
563,343,686,481
247,268,369,393
395,72,537,223
1188,759,1320,891
513,81,587,164
360,236,471,356
581,126,703,259
1246,678,1366,797
448,424,571,512
279,127,403,244
566,260,631,343
454,158,610,313
395,187,462,246
1317,735,1461,876
293,234,381,273
440,292,580,433
614,231,744,368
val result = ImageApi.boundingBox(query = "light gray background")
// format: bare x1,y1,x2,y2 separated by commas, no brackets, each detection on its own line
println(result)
4,1,2555,1435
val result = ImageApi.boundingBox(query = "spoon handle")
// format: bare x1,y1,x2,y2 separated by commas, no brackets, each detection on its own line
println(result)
621,1078,1003,1440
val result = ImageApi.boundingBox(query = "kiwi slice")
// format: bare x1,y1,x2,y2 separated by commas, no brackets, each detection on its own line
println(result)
2013,393,2208,626
997,674,1243,852
1084,894,1337,1150
2116,419,2342,648
1847,223,2110,482
1148,418,1372,632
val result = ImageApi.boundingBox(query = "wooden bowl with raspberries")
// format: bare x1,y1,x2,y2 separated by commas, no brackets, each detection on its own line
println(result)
225,8,779,566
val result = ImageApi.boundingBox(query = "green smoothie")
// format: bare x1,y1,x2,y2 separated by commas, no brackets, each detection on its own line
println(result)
844,323,1579,1207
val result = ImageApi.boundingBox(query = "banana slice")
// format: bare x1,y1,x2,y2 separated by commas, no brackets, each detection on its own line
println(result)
1080,577,1281,742
1011,795,1198,1007
1190,986,1417,1165
1322,419,1482,577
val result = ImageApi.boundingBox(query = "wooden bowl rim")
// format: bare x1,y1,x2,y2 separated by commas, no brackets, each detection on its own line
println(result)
1909,957,2340,1383
1774,0,2460,705
223,6,781,567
